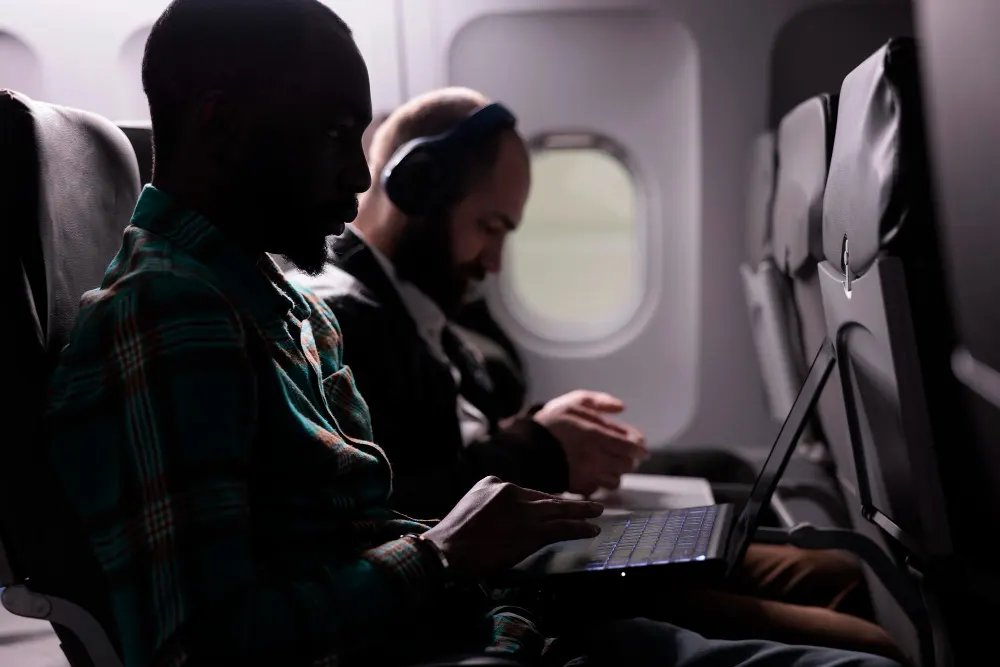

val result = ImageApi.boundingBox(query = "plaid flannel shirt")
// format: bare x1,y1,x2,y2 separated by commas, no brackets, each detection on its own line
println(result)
43,186,545,667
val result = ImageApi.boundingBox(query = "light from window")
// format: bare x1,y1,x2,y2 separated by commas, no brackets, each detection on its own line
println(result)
502,146,641,342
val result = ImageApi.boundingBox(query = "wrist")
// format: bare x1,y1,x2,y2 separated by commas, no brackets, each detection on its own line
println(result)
403,533,454,586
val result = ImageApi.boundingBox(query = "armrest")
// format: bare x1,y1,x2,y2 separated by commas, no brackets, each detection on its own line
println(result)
710,483,796,529
2,584,123,667
754,524,936,667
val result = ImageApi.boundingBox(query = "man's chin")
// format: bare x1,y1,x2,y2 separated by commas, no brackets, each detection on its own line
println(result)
282,242,332,277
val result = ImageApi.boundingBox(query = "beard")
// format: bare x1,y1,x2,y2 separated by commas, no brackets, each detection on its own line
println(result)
282,237,332,276
393,211,482,318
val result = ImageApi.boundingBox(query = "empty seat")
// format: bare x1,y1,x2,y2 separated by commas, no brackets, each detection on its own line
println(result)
2,89,139,666
741,118,850,531
742,132,806,423
770,95,856,488
771,91,923,662
820,36,953,566
817,37,997,665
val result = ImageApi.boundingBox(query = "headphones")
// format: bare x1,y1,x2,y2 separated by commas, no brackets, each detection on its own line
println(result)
381,103,518,218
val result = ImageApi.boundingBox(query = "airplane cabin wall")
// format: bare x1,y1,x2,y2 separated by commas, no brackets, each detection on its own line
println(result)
0,0,914,457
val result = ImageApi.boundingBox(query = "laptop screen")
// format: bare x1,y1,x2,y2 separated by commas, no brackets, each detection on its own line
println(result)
723,338,836,574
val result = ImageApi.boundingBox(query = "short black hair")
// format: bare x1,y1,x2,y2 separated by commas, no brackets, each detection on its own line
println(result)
142,0,351,168
369,88,517,199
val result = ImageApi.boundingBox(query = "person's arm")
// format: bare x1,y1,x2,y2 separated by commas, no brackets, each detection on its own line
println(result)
59,274,445,666
333,298,568,520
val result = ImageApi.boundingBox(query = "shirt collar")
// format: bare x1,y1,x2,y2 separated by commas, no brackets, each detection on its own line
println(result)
349,224,449,348
130,185,311,323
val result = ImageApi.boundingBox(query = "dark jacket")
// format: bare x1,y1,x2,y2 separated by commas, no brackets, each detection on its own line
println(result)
303,229,568,520
453,298,528,420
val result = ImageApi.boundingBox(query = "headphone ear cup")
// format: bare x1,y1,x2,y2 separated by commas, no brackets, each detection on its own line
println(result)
384,147,449,218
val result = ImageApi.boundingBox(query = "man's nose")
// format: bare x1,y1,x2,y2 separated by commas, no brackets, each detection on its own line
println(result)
482,241,505,274
348,147,372,194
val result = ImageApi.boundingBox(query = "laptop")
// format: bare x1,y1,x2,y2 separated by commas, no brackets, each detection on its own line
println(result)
505,338,836,584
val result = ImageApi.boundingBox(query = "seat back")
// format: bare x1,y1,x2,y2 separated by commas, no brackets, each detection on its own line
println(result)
770,95,856,483
741,132,808,426
817,38,992,664
116,121,152,187
1,89,139,663
772,90,924,661
820,36,954,564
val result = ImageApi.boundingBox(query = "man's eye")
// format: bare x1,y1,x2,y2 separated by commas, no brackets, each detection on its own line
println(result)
479,219,503,234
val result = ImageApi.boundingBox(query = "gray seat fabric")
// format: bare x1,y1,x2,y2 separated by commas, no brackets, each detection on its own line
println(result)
3,89,140,664
744,132,776,268
116,121,152,186
770,95,856,492
741,132,806,426
820,37,954,559
773,90,923,662
739,125,848,530
817,37,995,664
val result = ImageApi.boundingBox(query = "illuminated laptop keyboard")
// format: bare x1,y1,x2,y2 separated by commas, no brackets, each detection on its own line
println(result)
584,506,719,571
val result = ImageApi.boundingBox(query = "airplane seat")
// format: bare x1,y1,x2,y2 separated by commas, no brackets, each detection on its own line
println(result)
818,37,986,665
740,132,809,440
739,128,848,530
767,94,859,524
2,90,138,666
116,121,152,186
771,90,925,661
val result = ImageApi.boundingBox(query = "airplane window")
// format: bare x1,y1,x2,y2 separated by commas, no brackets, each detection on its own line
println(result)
502,143,640,342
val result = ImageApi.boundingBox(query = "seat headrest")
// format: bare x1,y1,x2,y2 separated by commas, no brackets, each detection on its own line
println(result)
117,121,152,187
745,132,777,265
822,37,927,275
2,90,140,360
772,94,837,275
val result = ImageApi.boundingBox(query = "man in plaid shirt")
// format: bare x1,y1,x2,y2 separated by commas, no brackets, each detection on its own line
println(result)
43,1,902,666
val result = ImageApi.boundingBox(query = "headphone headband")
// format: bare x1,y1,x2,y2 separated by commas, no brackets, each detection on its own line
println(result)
437,103,517,150
381,102,518,218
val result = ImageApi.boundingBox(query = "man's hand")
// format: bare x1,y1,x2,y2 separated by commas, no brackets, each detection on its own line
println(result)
422,477,603,579
533,390,649,496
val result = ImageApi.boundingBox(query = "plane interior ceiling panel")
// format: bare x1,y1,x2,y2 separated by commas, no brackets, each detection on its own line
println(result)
0,0,916,454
